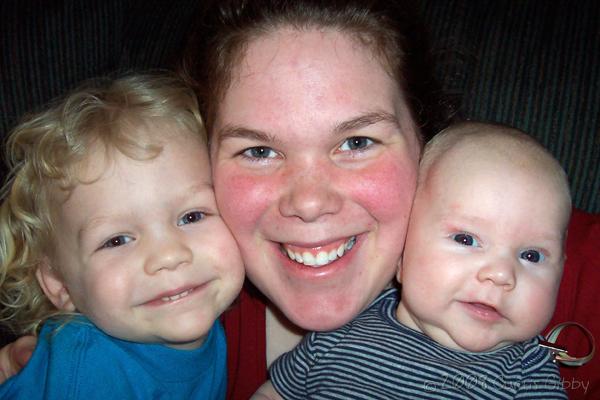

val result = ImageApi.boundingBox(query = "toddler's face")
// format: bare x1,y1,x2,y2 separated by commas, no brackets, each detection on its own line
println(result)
396,146,567,352
41,122,244,349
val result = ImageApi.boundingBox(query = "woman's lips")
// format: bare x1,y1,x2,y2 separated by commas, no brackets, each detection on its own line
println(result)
280,236,357,267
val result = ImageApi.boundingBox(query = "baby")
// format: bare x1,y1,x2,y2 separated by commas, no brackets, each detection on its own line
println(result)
256,122,570,399
0,73,244,399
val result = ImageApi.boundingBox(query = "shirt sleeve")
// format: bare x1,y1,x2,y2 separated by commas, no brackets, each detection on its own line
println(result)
269,332,322,400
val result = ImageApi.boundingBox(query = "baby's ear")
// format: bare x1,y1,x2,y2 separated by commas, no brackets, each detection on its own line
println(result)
35,258,76,312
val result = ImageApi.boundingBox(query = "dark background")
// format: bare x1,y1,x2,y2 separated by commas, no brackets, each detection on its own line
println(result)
1,0,598,213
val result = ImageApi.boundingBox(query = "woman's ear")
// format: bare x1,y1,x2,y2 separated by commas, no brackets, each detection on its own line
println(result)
396,256,403,284
35,258,76,312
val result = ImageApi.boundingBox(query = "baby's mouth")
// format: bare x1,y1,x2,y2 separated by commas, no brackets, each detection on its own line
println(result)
280,236,356,267
463,301,505,320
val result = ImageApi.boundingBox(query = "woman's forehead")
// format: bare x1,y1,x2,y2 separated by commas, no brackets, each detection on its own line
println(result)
214,28,409,135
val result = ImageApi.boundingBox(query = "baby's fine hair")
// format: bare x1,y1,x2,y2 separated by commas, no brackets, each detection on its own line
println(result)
419,120,572,210
0,72,204,335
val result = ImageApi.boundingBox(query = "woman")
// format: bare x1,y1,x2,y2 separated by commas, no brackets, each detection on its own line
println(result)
0,1,452,398
192,1,451,397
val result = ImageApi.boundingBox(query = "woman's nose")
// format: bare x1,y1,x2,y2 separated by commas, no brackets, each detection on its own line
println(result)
477,257,517,290
144,229,193,274
279,163,343,222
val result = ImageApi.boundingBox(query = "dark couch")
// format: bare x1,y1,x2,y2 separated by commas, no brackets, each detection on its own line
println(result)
1,0,598,398
1,0,598,213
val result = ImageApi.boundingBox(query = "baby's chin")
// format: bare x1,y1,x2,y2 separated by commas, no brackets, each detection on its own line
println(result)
445,333,525,353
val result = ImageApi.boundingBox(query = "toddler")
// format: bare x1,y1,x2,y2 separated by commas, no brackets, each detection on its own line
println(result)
0,73,245,399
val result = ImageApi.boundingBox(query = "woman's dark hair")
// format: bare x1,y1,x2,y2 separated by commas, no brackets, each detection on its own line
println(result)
181,0,454,142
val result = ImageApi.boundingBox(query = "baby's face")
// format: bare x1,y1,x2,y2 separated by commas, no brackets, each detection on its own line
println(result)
396,146,568,352
42,122,244,349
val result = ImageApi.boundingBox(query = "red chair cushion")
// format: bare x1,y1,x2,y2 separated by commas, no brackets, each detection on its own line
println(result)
546,208,600,399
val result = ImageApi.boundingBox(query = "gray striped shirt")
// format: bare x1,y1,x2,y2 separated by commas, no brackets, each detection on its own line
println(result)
270,289,566,399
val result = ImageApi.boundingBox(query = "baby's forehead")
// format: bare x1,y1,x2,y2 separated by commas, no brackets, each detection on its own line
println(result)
421,123,572,228
445,136,535,168
432,135,554,193
425,123,555,174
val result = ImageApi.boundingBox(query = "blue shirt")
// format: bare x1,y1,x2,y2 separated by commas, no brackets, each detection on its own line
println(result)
0,316,227,399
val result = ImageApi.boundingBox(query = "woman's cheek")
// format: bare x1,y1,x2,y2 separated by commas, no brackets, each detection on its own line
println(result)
214,168,275,238
350,156,418,224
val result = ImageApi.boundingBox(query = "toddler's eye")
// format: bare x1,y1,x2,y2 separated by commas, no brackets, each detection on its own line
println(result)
452,233,479,247
520,249,544,263
178,211,205,226
242,146,277,159
339,137,374,151
101,235,132,249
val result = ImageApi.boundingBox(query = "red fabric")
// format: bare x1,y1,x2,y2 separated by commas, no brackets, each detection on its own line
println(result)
222,282,267,400
546,208,600,399
222,209,599,399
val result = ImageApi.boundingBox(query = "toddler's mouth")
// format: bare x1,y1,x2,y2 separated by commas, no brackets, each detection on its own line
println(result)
161,288,194,302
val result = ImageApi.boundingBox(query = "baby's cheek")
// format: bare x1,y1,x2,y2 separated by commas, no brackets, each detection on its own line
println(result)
522,282,560,334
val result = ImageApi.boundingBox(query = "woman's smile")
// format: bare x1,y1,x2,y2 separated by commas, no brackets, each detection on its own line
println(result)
280,236,357,267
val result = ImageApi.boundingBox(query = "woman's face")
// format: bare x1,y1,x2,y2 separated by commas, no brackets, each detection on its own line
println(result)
210,28,420,331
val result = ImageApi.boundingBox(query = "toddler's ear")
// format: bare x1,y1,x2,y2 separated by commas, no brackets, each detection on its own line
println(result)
35,258,76,312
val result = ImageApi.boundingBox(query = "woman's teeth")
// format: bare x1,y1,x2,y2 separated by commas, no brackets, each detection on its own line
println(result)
282,236,356,267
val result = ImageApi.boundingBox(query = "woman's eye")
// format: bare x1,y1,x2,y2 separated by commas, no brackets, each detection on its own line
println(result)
452,233,479,247
100,235,132,249
339,137,374,151
241,146,277,159
177,211,205,226
520,249,545,263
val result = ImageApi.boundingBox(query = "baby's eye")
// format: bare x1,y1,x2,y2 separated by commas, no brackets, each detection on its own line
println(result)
241,146,277,159
339,137,374,151
520,249,545,263
100,235,133,249
177,211,205,226
452,233,479,247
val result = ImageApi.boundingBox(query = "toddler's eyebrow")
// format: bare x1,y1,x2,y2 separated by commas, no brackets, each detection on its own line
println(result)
78,215,118,243
77,182,214,241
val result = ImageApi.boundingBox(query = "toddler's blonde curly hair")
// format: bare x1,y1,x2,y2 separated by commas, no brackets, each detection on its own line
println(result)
0,72,204,336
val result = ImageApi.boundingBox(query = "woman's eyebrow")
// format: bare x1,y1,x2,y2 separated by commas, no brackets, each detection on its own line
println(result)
333,111,400,135
216,111,399,145
216,125,279,146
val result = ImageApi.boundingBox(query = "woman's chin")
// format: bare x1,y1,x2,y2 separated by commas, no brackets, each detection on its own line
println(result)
277,294,365,332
